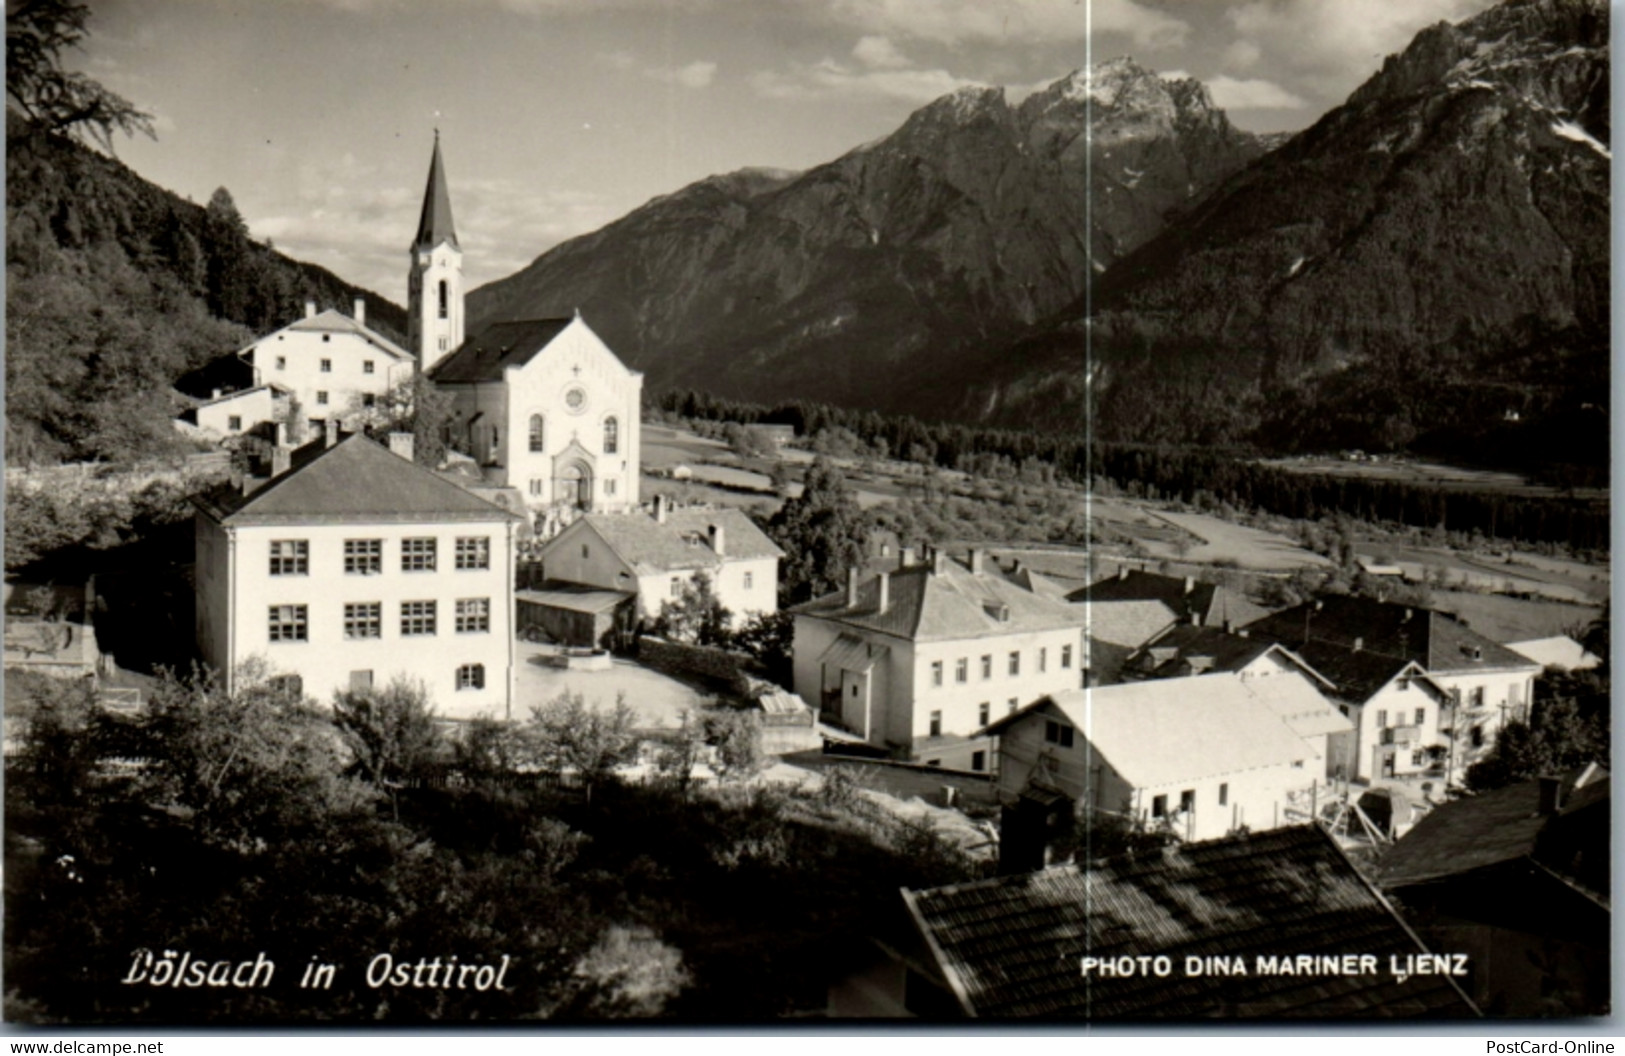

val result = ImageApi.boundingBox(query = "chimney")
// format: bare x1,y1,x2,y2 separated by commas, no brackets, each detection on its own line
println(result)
324,417,339,448
708,523,726,557
1188,611,1200,626
970,548,986,575
304,299,317,319
1184,576,1195,595
1537,775,1563,815
932,549,949,575
211,388,222,400
353,297,366,325
654,494,669,524
387,431,415,463
1353,636,1363,652
1118,566,1130,581
876,572,890,613
899,546,916,570
847,567,861,608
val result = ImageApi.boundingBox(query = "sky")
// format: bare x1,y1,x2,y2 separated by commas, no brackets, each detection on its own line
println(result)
75,0,1497,303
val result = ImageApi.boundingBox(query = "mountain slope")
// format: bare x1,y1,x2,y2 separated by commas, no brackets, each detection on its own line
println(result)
468,62,1270,412
978,0,1609,462
6,114,408,464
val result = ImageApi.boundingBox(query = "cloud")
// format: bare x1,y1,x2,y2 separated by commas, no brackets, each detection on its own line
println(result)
597,50,637,71
1225,0,1492,99
852,35,911,70
1205,75,1307,111
828,0,1187,49
1222,39,1262,70
750,56,975,104
646,60,718,89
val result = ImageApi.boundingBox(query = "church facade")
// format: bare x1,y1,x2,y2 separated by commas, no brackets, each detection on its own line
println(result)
408,137,642,524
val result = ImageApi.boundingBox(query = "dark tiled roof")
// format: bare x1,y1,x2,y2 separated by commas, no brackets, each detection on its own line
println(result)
413,134,458,250
1126,624,1281,679
570,507,782,576
904,825,1478,1019
427,318,572,384
792,553,1084,643
1071,570,1270,629
1286,641,1438,705
1379,765,1610,889
195,434,519,526
1244,596,1538,674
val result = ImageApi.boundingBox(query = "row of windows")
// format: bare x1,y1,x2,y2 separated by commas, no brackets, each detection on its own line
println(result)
271,537,491,576
669,572,753,596
926,698,1024,738
1374,707,1429,728
273,357,376,374
1151,788,1215,818
269,598,491,641
526,415,619,454
266,664,487,698
929,645,1073,688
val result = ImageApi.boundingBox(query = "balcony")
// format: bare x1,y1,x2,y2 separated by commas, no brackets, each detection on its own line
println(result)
1380,724,1420,746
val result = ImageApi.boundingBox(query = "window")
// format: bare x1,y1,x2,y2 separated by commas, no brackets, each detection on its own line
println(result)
743,572,754,590
971,751,986,772
1469,687,1485,709
1008,697,1018,714
1414,708,1425,726
1043,720,1074,748
437,280,448,319
402,537,437,572
322,334,331,343
605,479,617,496
931,661,944,687
978,702,990,726
269,540,308,576
227,415,242,431
400,600,437,636
955,658,968,684
276,356,287,370
1152,795,1168,818
269,674,303,700
1180,789,1195,813
439,337,448,351
455,598,490,634
268,604,307,642
1471,725,1485,748
928,710,942,737
344,602,381,639
1039,647,1048,673
344,539,382,575
320,358,332,373
670,577,682,598
350,670,373,692
316,391,329,406
529,414,545,452
981,655,993,680
1411,749,1427,767
363,360,375,374
456,663,485,690
362,393,376,408
530,479,544,497
1338,704,1350,717
455,537,490,570
1061,644,1073,669
1219,783,1229,806
1376,709,1388,728
581,544,590,560
1008,651,1021,676
603,416,619,454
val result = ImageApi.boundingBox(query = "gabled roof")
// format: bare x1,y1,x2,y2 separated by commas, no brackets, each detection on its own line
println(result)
1035,674,1324,788
791,553,1084,643
1379,765,1610,890
562,507,783,577
1070,569,1270,629
1084,599,1178,649
194,433,519,527
1244,595,1539,675
255,309,413,360
903,825,1478,1019
427,318,573,384
413,133,458,250
1125,624,1326,683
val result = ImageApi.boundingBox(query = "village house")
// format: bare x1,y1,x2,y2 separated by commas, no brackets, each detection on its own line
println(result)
791,547,1086,771
192,430,520,714
1378,764,1610,1016
983,672,1348,853
534,495,781,633
828,825,1478,1018
1065,568,1270,685
1245,596,1541,780
409,137,643,525
186,383,290,438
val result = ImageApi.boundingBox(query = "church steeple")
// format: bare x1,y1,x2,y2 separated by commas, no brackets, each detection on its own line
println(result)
408,131,464,375
413,131,459,251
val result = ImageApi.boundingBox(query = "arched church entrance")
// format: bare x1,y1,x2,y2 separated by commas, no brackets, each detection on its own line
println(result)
556,461,593,510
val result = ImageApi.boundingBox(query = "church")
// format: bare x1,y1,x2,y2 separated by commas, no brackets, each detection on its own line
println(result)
407,135,643,524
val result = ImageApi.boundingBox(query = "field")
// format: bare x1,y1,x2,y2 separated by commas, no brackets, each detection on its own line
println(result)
1258,455,1609,502
1428,590,1601,645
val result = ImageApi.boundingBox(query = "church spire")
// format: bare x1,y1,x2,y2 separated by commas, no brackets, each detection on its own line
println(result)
413,130,458,251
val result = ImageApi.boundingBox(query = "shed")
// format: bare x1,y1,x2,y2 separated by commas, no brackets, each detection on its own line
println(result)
517,582,636,649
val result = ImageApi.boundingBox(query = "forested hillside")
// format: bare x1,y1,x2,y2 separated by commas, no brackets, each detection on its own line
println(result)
5,112,406,465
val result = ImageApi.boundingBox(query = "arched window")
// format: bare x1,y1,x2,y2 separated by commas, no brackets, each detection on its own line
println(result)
603,416,619,454
529,414,545,452
437,280,448,319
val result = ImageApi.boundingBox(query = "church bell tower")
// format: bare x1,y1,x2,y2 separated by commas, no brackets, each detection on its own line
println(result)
408,132,464,375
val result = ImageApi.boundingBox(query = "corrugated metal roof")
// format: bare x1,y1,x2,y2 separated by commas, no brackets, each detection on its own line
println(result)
905,825,1479,1019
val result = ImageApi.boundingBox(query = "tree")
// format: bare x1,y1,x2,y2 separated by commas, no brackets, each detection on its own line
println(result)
1465,696,1609,792
6,0,155,150
349,374,454,467
705,709,764,782
731,610,794,687
526,691,640,801
653,571,731,646
765,456,867,604
653,710,707,797
331,677,444,818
